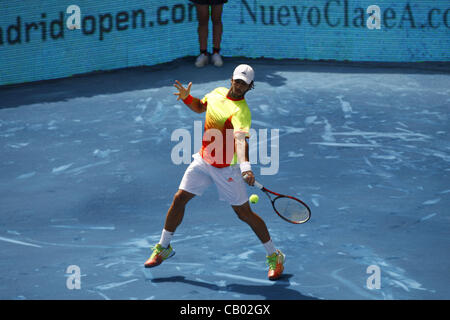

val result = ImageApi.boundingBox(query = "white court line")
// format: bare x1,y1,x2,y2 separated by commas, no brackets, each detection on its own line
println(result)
170,235,204,243
96,291,111,300
0,236,42,248
213,272,274,285
331,268,376,300
163,262,204,266
50,225,115,230
310,142,381,148
95,278,139,291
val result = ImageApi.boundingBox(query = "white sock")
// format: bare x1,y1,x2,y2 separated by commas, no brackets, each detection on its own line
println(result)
158,229,174,248
263,239,276,256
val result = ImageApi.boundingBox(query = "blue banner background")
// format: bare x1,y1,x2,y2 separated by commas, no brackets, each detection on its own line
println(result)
0,0,449,85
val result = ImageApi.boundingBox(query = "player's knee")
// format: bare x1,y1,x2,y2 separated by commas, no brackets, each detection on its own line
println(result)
173,190,192,206
234,207,252,223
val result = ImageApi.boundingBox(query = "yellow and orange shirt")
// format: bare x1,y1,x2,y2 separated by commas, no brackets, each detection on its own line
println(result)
199,87,251,168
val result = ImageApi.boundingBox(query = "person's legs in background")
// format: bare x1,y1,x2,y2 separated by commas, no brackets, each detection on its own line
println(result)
210,4,224,67
194,4,210,67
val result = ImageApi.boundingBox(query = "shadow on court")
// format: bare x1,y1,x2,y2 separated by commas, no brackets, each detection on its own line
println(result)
0,57,287,109
1,57,448,110
150,274,318,300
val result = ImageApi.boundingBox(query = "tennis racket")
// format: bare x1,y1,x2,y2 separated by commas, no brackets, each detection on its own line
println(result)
246,176,311,224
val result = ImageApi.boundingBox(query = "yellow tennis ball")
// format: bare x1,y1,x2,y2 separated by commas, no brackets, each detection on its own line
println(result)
249,194,259,204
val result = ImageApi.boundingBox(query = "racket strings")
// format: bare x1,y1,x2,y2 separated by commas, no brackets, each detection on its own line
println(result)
274,197,310,223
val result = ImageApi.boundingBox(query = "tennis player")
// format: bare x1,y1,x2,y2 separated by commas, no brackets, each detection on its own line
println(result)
144,64,285,280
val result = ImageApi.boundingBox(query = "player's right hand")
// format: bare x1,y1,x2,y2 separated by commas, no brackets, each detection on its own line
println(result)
173,80,192,101
242,171,255,186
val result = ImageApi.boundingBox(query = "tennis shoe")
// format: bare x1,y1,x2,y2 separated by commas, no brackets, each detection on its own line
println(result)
144,243,175,268
195,53,209,68
266,249,285,280
211,53,223,67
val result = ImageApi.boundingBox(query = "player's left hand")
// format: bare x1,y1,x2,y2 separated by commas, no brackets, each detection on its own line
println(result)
173,80,192,101
242,170,255,186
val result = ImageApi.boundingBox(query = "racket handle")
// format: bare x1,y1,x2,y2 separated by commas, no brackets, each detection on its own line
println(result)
243,174,264,190
253,180,264,190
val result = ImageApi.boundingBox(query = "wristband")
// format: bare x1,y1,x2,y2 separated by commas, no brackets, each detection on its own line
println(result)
183,95,193,105
240,161,251,173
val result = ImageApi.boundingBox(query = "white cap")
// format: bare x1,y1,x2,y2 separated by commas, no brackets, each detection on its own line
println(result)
232,64,254,84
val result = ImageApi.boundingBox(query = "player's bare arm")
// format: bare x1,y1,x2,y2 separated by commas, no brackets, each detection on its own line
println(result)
235,132,255,186
173,80,206,113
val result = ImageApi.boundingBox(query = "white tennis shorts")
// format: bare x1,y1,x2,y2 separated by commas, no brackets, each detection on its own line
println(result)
179,153,248,206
